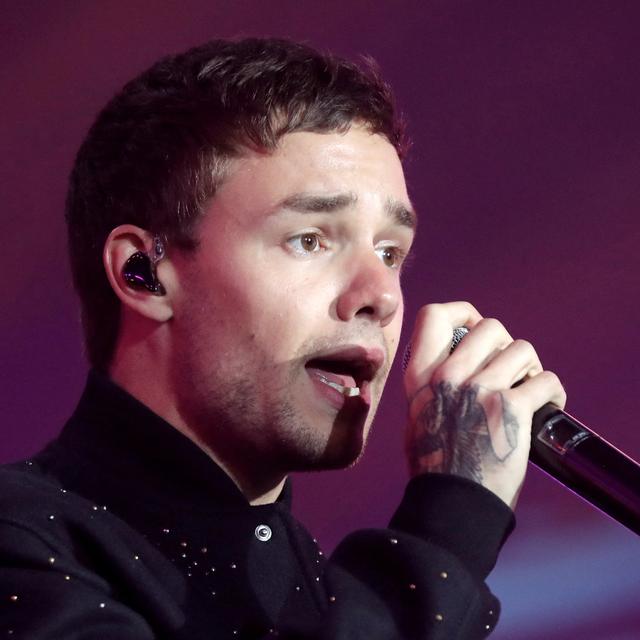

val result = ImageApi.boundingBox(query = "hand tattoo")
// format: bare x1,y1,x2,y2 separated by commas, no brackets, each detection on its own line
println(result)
408,381,519,483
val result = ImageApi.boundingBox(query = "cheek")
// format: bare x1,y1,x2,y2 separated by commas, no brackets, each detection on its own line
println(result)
386,299,404,355
184,244,338,354
211,272,317,349
247,285,320,348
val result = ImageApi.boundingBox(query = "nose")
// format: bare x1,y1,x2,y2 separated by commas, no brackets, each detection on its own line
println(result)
335,251,401,327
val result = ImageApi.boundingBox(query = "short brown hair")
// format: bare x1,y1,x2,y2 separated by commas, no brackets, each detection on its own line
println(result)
66,37,407,371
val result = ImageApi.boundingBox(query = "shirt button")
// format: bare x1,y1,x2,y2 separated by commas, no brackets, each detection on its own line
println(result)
255,524,272,542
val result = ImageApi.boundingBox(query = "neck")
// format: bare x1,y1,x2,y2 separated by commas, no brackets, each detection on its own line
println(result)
109,344,287,506
245,478,288,506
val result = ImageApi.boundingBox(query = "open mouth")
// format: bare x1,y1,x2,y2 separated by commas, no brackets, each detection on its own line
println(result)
306,360,363,397
304,347,384,405
317,375,361,397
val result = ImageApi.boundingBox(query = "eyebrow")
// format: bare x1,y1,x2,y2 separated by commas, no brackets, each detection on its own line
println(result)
277,192,417,231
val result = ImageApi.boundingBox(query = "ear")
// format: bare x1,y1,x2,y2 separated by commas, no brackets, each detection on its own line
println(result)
103,224,175,323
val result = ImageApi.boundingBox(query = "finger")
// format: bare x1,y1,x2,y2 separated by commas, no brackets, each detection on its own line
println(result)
468,338,543,390
503,369,567,414
438,317,514,386
404,301,483,397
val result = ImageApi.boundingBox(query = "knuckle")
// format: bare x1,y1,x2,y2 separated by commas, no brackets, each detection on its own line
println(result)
539,370,567,405
541,370,561,386
431,362,457,386
416,303,442,324
548,370,567,396
484,389,504,412
458,300,478,314
435,358,471,386
459,300,480,314
513,339,539,363
513,338,534,352
478,317,507,334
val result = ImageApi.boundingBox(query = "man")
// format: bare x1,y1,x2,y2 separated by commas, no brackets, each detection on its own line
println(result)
0,38,565,638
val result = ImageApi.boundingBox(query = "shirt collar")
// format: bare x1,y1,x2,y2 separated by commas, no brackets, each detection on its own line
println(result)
50,370,292,514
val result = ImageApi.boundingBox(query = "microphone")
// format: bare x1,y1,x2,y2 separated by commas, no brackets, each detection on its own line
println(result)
529,404,640,536
402,328,640,536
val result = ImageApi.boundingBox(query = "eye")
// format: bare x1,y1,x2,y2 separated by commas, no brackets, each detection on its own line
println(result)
286,232,324,255
376,245,405,269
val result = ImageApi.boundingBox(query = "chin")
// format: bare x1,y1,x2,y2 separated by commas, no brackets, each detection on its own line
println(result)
285,444,365,473
313,439,365,471
320,423,367,469
279,412,370,473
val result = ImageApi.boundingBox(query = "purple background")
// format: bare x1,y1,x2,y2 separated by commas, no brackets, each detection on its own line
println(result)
2,2,639,637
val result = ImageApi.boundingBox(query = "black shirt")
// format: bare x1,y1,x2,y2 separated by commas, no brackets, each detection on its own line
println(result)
0,371,514,638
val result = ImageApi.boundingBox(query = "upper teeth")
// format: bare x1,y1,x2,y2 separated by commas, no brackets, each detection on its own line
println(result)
318,375,360,397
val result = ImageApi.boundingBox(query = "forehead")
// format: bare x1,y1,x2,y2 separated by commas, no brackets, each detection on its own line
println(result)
209,127,413,224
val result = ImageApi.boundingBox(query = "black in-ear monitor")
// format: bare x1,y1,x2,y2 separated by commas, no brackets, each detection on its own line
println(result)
122,236,166,295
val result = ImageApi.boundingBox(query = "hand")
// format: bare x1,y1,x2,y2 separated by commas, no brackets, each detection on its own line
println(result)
403,302,567,509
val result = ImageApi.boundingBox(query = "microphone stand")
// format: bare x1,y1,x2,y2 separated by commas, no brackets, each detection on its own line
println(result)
530,403,640,537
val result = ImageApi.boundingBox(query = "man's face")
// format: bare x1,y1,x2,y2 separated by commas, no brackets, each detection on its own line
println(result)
170,126,415,479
